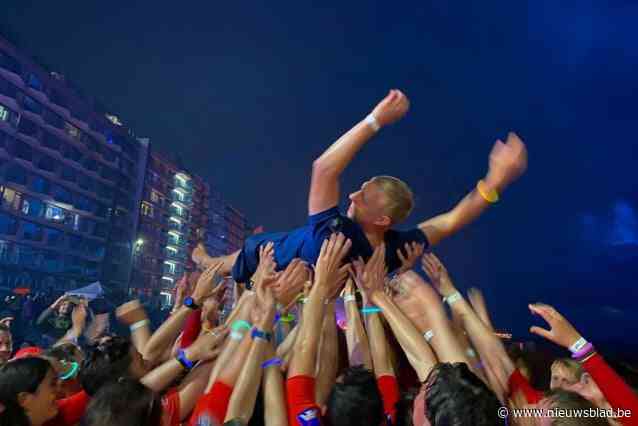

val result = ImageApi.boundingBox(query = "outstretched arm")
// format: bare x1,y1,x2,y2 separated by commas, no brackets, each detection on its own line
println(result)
308,90,410,215
418,132,527,246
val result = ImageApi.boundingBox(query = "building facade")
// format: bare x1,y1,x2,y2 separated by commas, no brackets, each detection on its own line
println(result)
0,36,147,294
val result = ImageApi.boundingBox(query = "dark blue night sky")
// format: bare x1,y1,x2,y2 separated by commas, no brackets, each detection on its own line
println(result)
3,1,637,347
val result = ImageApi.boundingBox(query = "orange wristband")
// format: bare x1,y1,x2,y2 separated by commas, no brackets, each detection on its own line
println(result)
477,180,499,203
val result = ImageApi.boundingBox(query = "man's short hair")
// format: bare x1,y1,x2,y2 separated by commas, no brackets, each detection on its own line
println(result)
371,176,414,224
552,358,584,381
425,362,504,426
325,365,384,426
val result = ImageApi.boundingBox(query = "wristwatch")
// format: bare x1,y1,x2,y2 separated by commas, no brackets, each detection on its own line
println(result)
245,279,255,291
183,296,200,310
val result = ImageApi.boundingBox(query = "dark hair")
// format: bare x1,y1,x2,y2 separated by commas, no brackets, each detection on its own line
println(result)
544,389,608,426
0,357,52,426
325,365,385,426
395,389,418,426
45,342,83,362
79,336,133,396
0,324,10,334
80,378,162,426
425,363,504,426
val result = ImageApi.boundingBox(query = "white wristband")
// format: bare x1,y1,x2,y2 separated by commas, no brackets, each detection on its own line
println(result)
230,331,244,341
129,319,150,332
569,337,588,354
423,329,434,342
466,348,477,358
365,114,380,132
343,295,356,303
444,292,462,305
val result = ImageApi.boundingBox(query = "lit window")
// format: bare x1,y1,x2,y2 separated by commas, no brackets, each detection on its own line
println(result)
164,261,176,274
141,202,154,217
64,122,81,140
45,205,65,222
0,104,8,122
150,190,160,203
1,188,21,211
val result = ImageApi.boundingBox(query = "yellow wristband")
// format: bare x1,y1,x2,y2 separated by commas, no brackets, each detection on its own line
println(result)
477,180,499,203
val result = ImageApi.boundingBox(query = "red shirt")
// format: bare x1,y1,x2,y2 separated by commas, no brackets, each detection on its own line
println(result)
189,381,234,425
286,374,399,426
44,390,90,426
162,387,182,426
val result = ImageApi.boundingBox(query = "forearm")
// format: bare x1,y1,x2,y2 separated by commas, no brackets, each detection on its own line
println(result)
419,185,493,246
371,292,436,381
140,358,184,392
224,339,268,422
414,288,469,365
365,311,394,377
449,295,513,390
345,297,372,368
215,331,253,387
177,361,215,420
263,345,288,426
315,302,339,405
313,119,376,176
143,306,191,362
288,287,327,378
276,325,299,360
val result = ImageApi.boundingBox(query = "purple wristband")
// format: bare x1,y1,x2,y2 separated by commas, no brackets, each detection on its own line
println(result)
571,342,594,359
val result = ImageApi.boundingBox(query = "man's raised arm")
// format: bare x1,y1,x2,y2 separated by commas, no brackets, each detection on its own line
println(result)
418,132,528,246
308,90,410,215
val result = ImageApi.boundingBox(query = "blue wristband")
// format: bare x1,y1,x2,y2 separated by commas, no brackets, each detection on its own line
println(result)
261,357,283,368
361,306,382,314
176,349,194,370
251,328,272,342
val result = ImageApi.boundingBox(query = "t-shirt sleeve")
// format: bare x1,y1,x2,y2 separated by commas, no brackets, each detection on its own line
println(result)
44,390,90,426
189,381,234,426
161,387,181,426
180,309,202,349
286,375,322,426
507,369,543,404
377,375,400,425
583,353,638,425
308,206,340,225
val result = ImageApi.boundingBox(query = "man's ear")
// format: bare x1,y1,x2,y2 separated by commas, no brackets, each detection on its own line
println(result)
374,215,392,227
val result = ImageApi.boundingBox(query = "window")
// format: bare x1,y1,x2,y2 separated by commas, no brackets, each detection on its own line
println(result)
27,74,43,91
64,122,81,140
150,190,161,203
77,175,94,192
21,197,43,218
44,227,64,247
30,176,50,194
0,213,18,235
42,133,62,151
44,110,64,129
1,187,21,210
80,217,95,234
14,244,43,268
67,235,83,251
37,155,57,173
13,141,32,161
52,185,73,204
0,104,8,122
141,202,154,218
82,157,97,172
61,167,76,183
45,204,65,222
21,221,43,241
95,204,110,219
75,196,95,213
163,261,176,275
22,96,42,115
64,145,82,162
18,117,38,137
42,252,63,273
63,213,80,230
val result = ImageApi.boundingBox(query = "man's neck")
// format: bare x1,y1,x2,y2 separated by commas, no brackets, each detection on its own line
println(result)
361,226,387,248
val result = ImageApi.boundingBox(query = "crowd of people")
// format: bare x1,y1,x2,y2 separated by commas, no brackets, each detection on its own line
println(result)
1,90,637,425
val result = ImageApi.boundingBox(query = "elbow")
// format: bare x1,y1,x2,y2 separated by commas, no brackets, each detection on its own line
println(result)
312,159,336,179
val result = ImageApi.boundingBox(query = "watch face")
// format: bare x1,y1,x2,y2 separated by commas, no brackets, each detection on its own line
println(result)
184,297,194,306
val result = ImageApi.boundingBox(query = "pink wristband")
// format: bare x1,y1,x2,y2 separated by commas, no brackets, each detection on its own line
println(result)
571,342,594,359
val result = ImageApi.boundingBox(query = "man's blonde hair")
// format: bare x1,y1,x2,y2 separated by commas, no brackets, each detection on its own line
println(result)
371,176,414,224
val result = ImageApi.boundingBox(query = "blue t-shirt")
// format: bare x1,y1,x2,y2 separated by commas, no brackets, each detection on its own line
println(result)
231,206,429,283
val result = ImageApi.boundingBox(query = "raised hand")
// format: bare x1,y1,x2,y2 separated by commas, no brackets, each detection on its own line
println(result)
314,233,352,297
271,259,309,306
51,295,67,310
485,132,528,192
251,242,277,287
192,262,225,304
528,303,583,349
396,242,425,274
71,303,88,328
370,89,410,127
352,244,387,300
186,325,228,362
421,253,456,298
